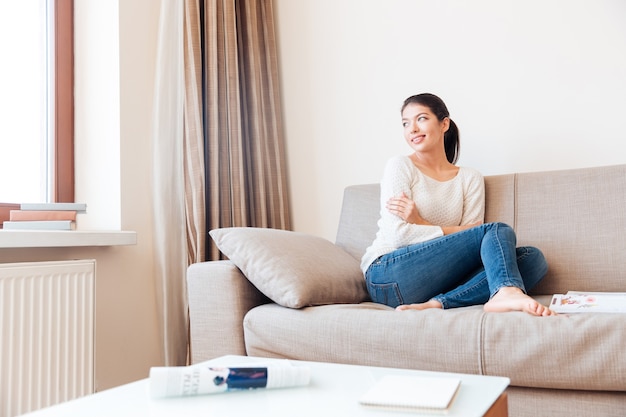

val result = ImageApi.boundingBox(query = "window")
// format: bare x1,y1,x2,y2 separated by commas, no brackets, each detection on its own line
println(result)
0,0,73,204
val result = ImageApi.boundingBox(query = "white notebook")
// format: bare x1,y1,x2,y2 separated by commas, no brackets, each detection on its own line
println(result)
359,374,461,413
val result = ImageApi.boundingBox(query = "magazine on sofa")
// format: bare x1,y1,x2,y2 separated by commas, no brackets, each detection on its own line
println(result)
550,291,626,313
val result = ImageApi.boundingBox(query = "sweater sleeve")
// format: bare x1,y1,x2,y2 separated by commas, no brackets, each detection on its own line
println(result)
460,168,485,225
377,157,444,248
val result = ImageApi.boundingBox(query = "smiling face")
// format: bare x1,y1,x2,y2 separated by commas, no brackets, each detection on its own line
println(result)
401,103,450,155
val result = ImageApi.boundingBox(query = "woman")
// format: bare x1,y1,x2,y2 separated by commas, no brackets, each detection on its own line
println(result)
361,93,555,316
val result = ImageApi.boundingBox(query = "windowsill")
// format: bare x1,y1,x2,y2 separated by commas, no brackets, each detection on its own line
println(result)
0,230,137,248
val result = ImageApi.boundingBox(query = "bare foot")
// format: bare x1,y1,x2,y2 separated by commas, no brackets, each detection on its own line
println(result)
484,287,557,316
396,299,443,311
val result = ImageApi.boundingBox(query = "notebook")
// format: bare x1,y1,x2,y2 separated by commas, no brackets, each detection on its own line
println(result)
359,374,461,413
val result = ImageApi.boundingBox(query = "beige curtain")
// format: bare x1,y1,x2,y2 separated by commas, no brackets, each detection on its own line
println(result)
152,0,188,366
202,0,291,260
184,0,207,265
152,0,290,365
153,0,207,366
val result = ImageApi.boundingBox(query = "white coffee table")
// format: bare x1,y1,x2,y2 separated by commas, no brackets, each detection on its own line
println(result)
22,355,509,417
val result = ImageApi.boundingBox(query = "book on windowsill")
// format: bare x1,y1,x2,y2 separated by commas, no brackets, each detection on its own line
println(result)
9,210,77,221
2,220,76,231
359,374,461,414
20,202,87,212
0,203,20,229
549,291,626,313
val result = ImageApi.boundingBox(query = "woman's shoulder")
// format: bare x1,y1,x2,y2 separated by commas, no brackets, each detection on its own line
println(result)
383,155,415,174
457,166,485,192
457,166,484,180
386,154,413,167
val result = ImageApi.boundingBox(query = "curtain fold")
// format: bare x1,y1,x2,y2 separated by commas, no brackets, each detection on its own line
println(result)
183,0,207,265
152,0,188,366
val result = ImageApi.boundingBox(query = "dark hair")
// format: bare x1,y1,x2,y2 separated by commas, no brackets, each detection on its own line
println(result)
401,93,460,164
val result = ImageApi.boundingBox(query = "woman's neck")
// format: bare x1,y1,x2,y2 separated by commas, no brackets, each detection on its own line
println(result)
409,153,458,182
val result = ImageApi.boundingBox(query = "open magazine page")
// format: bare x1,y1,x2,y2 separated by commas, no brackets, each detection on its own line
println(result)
550,291,626,313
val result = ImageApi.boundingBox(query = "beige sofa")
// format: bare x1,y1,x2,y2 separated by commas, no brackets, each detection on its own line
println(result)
188,164,626,417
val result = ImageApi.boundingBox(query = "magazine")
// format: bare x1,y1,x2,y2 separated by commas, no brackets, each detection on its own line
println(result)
149,361,310,398
549,291,626,313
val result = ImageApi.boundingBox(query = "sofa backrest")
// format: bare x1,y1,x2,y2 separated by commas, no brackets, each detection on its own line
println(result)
335,183,380,262
335,164,626,295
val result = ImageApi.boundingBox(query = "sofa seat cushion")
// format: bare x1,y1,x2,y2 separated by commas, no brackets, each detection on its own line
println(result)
482,303,626,391
244,300,626,392
243,302,486,375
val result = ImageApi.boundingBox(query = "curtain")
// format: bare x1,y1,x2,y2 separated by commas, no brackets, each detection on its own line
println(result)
152,0,187,366
184,0,207,265
153,0,290,365
202,0,291,260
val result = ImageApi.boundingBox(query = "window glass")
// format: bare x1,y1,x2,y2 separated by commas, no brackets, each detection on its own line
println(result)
0,0,49,203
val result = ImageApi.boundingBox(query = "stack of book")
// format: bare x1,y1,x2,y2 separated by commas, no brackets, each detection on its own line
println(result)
0,203,20,229
2,202,86,230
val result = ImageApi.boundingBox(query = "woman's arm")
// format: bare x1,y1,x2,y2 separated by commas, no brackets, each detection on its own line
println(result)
386,167,485,236
387,192,479,235
460,168,485,225
378,157,444,247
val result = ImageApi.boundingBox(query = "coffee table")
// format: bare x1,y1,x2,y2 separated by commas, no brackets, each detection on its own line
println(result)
22,355,509,416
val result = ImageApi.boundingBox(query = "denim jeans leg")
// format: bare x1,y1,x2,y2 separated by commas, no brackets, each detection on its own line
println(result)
480,222,526,297
432,267,490,308
365,226,485,308
364,222,547,309
364,261,405,307
434,246,548,308
516,246,549,292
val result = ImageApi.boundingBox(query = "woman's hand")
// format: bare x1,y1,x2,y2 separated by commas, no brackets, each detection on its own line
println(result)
386,192,429,225
387,192,482,234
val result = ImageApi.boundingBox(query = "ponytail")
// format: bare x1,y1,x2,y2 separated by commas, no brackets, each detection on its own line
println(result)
444,119,460,164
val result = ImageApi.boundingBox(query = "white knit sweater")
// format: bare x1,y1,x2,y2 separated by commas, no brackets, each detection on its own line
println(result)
360,155,485,273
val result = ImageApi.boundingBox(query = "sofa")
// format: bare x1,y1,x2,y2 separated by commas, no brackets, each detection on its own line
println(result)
187,164,626,417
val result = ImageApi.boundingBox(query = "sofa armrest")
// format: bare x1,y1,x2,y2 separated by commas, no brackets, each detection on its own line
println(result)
187,260,269,364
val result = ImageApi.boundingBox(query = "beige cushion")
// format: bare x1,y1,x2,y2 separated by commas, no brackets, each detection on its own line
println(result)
482,296,626,391
209,227,369,309
244,302,486,375
513,165,626,295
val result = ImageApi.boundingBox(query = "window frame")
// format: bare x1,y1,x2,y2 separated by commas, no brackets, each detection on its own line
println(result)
0,0,74,227
52,0,74,203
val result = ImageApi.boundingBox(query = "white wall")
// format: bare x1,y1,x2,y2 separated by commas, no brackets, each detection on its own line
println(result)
78,0,164,390
274,0,626,241
74,1,121,230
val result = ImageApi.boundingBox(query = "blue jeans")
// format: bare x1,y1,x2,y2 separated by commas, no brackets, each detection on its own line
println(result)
364,222,548,309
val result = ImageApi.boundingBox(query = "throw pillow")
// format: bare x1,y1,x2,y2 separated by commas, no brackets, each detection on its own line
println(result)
209,227,369,308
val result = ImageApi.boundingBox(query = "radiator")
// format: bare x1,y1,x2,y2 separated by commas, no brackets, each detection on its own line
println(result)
0,260,95,417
